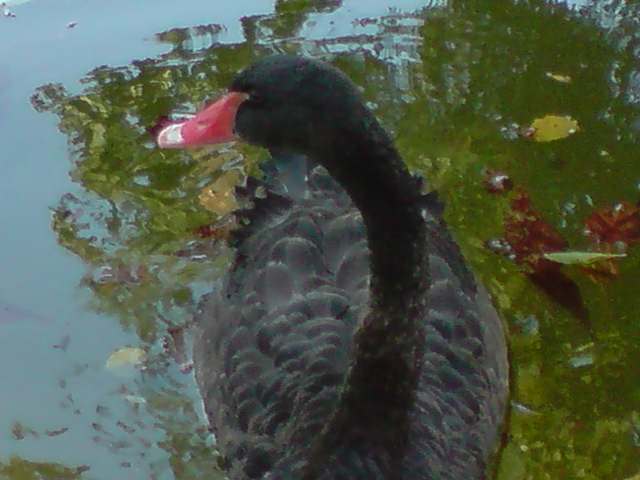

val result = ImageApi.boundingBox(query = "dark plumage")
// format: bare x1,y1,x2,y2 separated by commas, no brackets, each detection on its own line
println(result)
163,55,509,479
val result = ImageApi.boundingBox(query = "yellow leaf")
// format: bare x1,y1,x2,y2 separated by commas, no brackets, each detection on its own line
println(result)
545,72,572,84
105,347,146,370
530,115,580,142
199,169,243,216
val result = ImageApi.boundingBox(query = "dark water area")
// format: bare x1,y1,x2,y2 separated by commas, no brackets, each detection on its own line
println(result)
1,0,639,478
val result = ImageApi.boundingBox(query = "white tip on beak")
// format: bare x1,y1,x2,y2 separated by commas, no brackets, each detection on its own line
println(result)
157,123,186,149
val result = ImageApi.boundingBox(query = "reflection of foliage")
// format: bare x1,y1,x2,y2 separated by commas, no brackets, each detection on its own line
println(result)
30,38,261,480
501,408,640,479
142,378,221,479
403,4,640,479
155,24,226,55
0,457,82,479
32,52,259,342
32,1,640,479
264,0,341,39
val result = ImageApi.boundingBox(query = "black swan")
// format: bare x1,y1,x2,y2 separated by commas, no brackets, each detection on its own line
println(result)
157,55,508,480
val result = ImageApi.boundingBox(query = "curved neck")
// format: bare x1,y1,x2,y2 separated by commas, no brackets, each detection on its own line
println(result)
305,112,430,477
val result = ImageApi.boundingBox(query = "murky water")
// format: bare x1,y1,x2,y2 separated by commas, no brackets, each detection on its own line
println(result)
1,1,639,479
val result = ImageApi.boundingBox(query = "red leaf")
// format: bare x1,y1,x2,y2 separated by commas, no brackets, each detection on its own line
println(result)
496,191,588,322
504,191,567,272
584,201,640,246
194,221,235,240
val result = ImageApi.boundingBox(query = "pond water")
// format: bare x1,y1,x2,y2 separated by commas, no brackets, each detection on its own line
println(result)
1,0,639,479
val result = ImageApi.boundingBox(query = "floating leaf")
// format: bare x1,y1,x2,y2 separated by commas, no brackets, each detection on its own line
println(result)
511,401,542,416
503,191,568,272
105,347,146,370
123,394,147,406
585,201,640,246
545,72,572,83
569,353,594,368
45,427,70,437
543,251,627,265
529,115,580,142
199,169,242,216
498,192,588,320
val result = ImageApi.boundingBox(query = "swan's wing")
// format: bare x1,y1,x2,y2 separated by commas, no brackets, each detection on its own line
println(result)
402,211,509,479
194,164,370,479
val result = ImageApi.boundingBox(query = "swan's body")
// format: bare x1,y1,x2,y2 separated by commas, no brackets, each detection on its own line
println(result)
158,56,508,479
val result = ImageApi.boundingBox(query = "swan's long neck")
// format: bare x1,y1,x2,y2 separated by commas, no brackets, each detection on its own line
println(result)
305,110,430,476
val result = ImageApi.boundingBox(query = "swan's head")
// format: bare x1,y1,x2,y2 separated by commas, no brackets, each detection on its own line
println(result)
157,55,365,156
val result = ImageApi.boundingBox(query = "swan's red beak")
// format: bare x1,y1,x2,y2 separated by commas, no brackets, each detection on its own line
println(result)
156,92,249,148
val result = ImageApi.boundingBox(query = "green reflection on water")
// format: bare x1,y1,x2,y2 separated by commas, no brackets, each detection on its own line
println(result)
0,458,80,479
31,1,640,478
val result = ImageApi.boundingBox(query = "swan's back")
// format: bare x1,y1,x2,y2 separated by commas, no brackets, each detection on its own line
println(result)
193,157,508,479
